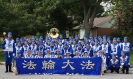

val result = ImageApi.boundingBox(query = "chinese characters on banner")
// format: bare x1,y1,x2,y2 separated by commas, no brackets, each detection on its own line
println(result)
16,58,102,75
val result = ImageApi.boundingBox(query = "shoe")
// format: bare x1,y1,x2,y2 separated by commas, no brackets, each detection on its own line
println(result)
104,70,106,73
116,69,119,73
110,70,114,73
126,71,129,74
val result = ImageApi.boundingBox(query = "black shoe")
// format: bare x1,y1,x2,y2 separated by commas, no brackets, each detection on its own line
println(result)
116,69,119,73
117,71,119,73
104,70,106,73
110,70,114,73
9,71,13,72
126,72,129,74
126,68,129,74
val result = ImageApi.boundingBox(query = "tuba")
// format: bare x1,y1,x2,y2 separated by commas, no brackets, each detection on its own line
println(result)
49,28,59,39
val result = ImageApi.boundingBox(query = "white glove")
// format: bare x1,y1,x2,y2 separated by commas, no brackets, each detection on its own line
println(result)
6,47,9,50
13,53,15,56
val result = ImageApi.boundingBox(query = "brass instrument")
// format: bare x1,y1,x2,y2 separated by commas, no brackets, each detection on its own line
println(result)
49,28,59,39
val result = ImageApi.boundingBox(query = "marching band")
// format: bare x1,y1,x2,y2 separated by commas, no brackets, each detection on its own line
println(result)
1,32,132,75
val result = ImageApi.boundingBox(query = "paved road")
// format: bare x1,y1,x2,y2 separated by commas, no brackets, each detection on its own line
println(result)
0,65,133,79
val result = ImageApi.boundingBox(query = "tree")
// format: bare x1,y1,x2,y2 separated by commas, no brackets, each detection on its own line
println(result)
109,0,133,44
0,0,105,37
82,0,103,37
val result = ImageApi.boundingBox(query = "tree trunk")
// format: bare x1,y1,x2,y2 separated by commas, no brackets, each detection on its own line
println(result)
84,20,90,38
83,0,101,37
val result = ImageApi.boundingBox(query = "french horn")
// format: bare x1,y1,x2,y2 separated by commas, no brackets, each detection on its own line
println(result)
49,28,59,38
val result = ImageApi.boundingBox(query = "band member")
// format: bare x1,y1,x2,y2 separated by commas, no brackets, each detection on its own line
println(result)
90,39,95,49
36,42,45,56
92,51,98,57
59,34,64,43
109,54,120,73
101,39,110,66
62,43,71,56
75,43,84,56
117,37,122,49
15,38,19,46
120,51,130,74
34,51,43,58
56,52,62,58
57,40,64,52
27,38,32,46
121,36,132,57
82,51,90,58
110,37,120,57
93,40,101,56
23,41,30,56
2,32,15,73
71,39,77,53
64,52,72,58
84,44,93,57
24,49,34,58
99,50,107,73
75,35,79,43
13,50,22,75
49,41,57,57
73,51,81,58
30,40,37,55
15,42,23,57
44,49,52,58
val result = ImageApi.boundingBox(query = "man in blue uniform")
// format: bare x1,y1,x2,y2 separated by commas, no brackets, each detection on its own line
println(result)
109,54,120,73
121,36,132,57
2,32,15,73
120,51,130,74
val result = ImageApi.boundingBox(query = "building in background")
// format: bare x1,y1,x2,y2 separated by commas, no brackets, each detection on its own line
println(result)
73,16,117,39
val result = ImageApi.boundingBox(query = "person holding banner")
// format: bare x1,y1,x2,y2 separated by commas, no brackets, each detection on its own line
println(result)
73,51,81,58
13,50,22,75
2,32,15,73
24,49,34,58
44,49,52,58
34,51,43,58
99,50,107,73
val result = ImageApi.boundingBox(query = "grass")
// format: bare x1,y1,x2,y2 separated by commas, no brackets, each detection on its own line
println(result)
0,52,4,62
0,48,133,65
130,51,133,65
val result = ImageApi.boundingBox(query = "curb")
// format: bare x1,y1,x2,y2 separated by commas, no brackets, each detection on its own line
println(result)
0,62,5,65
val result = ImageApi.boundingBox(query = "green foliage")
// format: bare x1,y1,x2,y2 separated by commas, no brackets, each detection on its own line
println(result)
0,0,105,37
110,0,133,44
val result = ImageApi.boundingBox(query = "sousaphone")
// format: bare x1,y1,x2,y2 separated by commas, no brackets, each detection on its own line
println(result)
49,28,59,38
